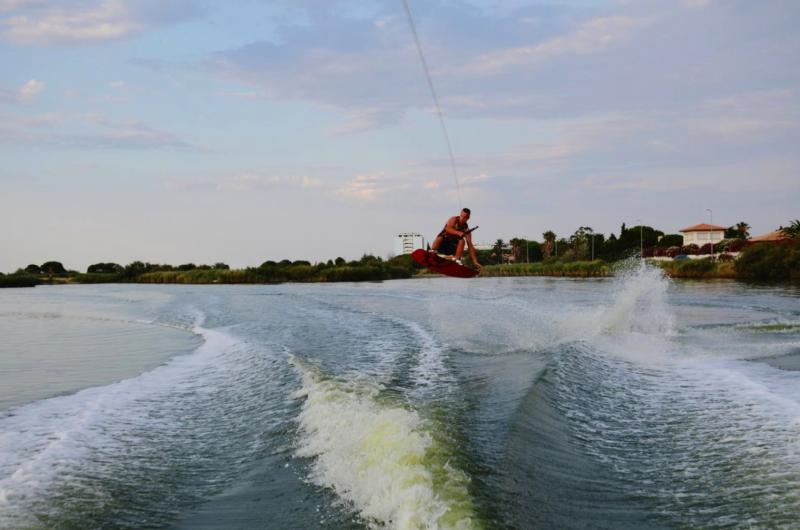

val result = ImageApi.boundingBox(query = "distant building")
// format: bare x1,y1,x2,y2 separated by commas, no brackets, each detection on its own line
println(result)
394,233,425,255
748,230,790,244
680,223,727,246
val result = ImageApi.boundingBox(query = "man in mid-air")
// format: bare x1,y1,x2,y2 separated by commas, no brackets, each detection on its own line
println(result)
431,207,482,272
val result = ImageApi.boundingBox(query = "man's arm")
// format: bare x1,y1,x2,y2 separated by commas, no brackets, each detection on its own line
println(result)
465,234,483,271
444,217,464,237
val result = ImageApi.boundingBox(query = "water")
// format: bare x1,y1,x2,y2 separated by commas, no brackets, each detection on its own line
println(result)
0,268,799,529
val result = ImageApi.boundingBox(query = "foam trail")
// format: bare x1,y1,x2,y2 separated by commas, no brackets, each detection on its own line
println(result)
0,324,235,527
290,356,478,530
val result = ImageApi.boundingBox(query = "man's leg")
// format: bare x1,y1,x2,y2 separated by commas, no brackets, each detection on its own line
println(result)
431,236,443,252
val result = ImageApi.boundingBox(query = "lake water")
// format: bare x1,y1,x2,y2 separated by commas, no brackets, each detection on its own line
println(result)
1,265,799,529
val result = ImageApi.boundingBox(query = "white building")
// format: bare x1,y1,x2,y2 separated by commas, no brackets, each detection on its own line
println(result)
680,223,727,246
394,233,426,255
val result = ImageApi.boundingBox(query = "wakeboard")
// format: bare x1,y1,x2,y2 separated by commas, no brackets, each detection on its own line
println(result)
411,249,479,278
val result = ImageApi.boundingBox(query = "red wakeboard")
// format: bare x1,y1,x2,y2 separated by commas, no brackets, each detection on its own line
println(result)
411,249,479,278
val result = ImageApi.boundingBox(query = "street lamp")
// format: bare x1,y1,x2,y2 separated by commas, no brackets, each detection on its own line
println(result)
706,208,713,259
636,219,643,260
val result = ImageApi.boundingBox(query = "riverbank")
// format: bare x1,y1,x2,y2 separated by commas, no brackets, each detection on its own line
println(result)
3,252,797,287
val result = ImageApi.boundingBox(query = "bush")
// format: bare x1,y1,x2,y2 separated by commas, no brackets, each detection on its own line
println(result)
87,262,123,274
481,260,611,278
735,240,800,281
657,258,716,278
657,234,684,247
0,274,38,288
725,239,746,252
680,244,700,255
75,273,123,283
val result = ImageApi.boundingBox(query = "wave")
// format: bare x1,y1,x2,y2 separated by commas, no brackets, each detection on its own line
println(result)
290,356,479,530
0,320,274,529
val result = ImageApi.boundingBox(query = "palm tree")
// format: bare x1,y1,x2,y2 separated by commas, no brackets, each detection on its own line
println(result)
780,219,800,239
542,231,556,258
493,239,505,264
509,238,525,262
735,221,751,239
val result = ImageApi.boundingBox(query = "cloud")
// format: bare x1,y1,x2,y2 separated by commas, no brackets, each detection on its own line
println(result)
212,173,322,192
582,156,799,193
162,172,323,193
0,0,45,12
334,173,388,201
0,0,199,45
2,0,141,44
18,78,44,101
324,107,402,135
0,111,201,150
461,15,651,75
683,0,712,8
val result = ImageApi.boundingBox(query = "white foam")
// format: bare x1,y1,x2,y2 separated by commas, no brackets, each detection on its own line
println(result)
0,324,235,526
290,357,477,530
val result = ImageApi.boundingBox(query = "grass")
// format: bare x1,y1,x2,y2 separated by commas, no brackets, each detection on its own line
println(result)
654,259,737,279
480,260,612,277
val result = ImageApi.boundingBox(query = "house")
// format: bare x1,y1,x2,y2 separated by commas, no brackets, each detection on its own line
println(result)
748,230,790,244
394,233,426,255
679,223,727,247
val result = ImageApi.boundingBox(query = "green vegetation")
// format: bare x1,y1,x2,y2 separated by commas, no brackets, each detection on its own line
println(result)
654,259,737,279
0,274,38,288
135,254,414,284
735,238,800,281
481,260,611,278
6,219,798,285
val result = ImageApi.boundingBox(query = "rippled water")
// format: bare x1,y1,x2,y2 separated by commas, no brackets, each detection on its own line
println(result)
1,268,799,529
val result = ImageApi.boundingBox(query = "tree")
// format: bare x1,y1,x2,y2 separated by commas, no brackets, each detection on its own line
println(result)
124,261,148,278
87,263,123,274
493,239,505,264
569,226,593,260
542,231,556,259
40,261,66,275
214,262,230,270
526,241,543,262
334,257,346,266
735,221,751,239
509,238,526,262
25,264,42,274
657,234,684,248
780,219,800,239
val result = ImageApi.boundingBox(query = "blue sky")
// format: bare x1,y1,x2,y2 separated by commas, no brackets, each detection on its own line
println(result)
1,0,798,271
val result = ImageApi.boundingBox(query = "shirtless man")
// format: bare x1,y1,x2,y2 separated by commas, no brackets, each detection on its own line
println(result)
431,207,482,271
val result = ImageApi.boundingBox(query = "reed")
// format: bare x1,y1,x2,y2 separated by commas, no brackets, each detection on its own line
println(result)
480,260,612,277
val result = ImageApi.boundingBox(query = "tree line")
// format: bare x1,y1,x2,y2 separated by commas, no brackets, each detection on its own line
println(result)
2,254,416,286
3,220,797,286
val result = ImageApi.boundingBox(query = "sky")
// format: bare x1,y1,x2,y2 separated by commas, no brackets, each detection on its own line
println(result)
1,0,798,272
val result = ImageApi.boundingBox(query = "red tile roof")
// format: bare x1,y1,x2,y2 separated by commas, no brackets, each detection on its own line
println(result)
749,230,789,242
679,223,727,232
